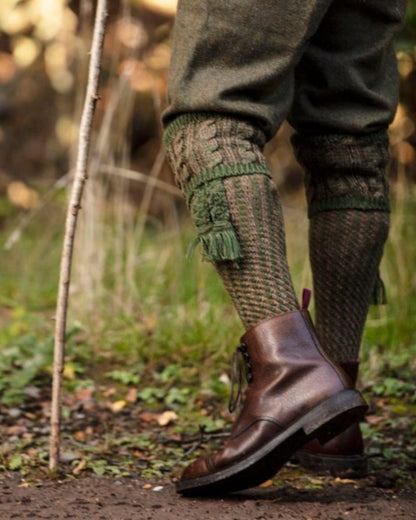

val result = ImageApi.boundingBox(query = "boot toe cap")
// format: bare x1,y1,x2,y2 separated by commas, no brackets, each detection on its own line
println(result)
180,456,212,481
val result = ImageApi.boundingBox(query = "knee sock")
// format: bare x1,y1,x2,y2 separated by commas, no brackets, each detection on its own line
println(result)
164,114,298,329
293,132,390,363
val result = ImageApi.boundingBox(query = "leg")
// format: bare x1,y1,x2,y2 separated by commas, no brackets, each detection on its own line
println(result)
163,0,334,327
163,0,367,495
164,114,299,329
289,0,407,475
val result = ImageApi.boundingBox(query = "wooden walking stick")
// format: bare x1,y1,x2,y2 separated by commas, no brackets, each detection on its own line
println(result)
49,0,108,472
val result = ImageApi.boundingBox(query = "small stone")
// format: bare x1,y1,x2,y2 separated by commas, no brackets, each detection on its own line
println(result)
24,386,41,398
60,451,80,463
8,408,22,418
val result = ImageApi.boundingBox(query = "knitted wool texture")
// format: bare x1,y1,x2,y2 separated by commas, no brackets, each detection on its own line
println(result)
294,132,390,362
309,210,389,362
164,114,298,329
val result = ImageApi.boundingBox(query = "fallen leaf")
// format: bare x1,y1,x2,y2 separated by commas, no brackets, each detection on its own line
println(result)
26,448,38,458
133,451,144,457
260,480,273,488
73,459,87,475
138,412,158,424
126,388,138,403
74,430,86,441
308,478,324,485
142,483,152,489
103,387,116,398
334,477,357,485
64,364,76,380
365,414,385,425
157,411,178,426
219,373,230,385
107,400,126,413
7,426,25,435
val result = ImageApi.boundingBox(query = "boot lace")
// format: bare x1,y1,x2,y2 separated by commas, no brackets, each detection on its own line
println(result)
228,342,253,413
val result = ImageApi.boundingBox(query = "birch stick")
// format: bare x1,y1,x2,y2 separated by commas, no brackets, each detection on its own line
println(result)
50,0,108,472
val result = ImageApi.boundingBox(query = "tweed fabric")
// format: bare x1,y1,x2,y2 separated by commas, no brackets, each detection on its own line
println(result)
164,0,406,139
309,210,390,362
164,114,299,328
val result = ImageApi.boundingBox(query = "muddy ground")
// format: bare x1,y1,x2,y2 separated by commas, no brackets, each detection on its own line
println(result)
1,473,415,520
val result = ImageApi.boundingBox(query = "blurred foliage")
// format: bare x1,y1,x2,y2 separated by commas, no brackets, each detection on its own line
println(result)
0,0,416,221
0,0,175,220
0,4,415,484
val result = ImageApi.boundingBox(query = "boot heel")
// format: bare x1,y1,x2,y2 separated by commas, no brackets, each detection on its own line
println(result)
302,389,367,440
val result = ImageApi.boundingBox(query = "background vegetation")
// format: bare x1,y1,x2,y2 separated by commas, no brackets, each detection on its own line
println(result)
0,0,415,487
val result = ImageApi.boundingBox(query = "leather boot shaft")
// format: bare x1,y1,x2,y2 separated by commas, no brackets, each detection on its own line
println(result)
232,310,352,436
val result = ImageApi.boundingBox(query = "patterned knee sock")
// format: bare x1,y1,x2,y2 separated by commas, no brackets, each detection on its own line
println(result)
164,114,298,329
293,132,390,362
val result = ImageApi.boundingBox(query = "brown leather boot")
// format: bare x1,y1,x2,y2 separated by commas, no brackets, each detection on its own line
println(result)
296,360,368,477
176,310,367,495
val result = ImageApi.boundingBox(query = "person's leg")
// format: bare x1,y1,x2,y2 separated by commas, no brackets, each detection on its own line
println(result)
163,0,336,328
289,0,407,475
164,114,299,329
163,0,367,495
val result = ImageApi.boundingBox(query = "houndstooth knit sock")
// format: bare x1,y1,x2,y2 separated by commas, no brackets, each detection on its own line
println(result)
164,113,299,329
293,132,390,363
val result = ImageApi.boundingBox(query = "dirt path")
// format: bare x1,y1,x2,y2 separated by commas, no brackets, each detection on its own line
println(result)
1,475,415,520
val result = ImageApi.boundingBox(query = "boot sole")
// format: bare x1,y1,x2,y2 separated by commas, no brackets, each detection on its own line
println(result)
296,450,368,478
176,389,367,495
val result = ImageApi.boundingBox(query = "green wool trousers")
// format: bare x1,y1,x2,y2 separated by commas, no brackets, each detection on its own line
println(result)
164,0,407,138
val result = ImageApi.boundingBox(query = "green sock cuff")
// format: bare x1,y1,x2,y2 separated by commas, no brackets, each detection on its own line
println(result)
293,131,391,217
164,113,270,262
292,130,389,175
163,113,215,147
163,112,265,148
308,196,390,218
292,130,389,147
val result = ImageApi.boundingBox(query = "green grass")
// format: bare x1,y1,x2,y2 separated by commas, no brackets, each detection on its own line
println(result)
0,186,415,405
362,184,416,375
1,188,415,488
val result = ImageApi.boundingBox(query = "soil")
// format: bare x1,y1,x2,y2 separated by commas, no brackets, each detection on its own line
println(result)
1,474,415,520
1,361,415,519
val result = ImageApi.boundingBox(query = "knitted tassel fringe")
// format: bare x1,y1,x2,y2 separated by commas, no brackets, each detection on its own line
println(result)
187,225,242,262
199,226,242,262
